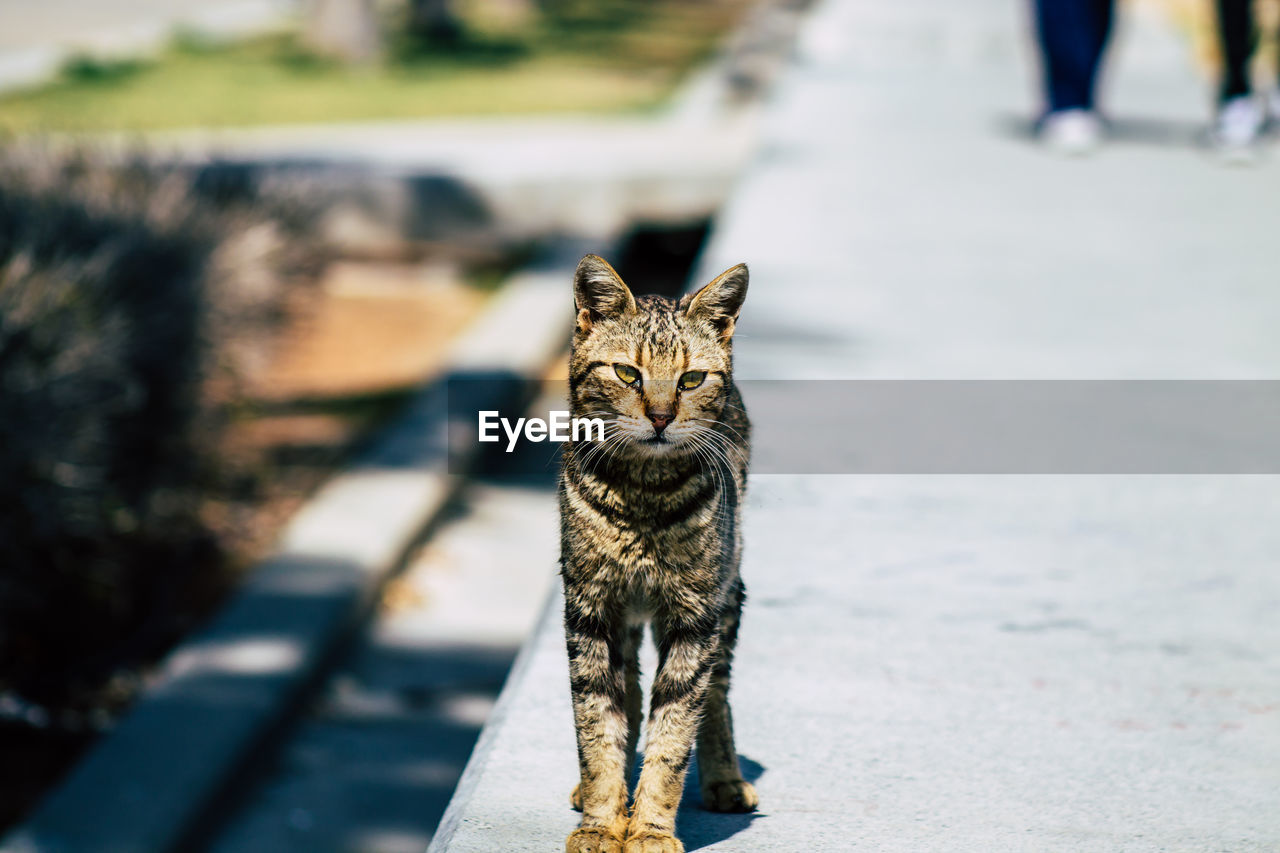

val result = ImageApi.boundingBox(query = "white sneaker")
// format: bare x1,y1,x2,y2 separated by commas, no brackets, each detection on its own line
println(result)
1040,109,1103,156
1268,90,1280,129
1212,96,1263,163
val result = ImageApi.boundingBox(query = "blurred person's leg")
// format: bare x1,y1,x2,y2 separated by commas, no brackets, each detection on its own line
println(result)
1087,0,1116,99
1215,0,1255,101
1211,0,1263,159
1033,0,1114,154
1033,0,1115,113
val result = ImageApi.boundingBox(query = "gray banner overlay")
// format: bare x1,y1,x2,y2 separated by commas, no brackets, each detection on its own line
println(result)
447,380,1280,474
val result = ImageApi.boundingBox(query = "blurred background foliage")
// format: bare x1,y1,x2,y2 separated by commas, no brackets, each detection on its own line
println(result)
0,0,752,133
0,150,327,717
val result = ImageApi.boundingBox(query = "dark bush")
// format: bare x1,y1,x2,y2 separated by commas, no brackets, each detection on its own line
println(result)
0,183,209,710
0,147,324,716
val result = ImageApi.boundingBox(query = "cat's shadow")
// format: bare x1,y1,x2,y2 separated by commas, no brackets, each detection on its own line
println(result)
628,754,767,851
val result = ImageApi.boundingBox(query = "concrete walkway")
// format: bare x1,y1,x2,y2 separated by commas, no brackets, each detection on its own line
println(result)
433,0,1280,851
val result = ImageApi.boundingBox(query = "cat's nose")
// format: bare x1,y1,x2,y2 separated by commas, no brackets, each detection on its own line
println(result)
648,411,673,434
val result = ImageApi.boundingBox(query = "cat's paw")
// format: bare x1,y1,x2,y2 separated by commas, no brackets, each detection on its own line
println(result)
566,827,624,853
623,832,684,853
570,783,583,811
701,778,758,813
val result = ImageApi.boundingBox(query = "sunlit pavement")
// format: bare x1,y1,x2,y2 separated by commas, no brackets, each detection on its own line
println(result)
432,0,1280,851
208,480,560,853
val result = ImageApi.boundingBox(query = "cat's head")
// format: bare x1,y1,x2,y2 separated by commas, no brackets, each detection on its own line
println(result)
568,254,748,458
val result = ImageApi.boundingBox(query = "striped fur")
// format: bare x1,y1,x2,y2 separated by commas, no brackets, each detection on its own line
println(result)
560,256,755,853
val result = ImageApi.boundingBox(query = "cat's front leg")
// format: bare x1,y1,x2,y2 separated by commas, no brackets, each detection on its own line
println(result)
570,624,644,811
625,616,718,853
565,601,631,853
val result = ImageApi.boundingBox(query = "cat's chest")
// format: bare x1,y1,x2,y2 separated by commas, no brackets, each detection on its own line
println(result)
598,523,690,574
605,530,727,617
562,468,725,585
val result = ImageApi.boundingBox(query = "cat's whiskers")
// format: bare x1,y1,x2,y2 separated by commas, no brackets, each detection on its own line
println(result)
685,425,749,498
688,423,748,475
574,422,618,467
682,430,737,527
599,432,634,472
536,408,617,468
578,429,627,479
686,446,731,528
688,416,749,446
591,431,637,479
688,426,742,492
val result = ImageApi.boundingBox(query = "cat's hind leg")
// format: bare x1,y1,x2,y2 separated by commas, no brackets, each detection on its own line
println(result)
624,622,645,781
696,577,757,813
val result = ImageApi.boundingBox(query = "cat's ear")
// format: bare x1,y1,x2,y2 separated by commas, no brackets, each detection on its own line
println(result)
683,263,748,340
573,254,636,332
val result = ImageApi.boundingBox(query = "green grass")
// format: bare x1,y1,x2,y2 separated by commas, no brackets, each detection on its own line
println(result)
0,1,748,133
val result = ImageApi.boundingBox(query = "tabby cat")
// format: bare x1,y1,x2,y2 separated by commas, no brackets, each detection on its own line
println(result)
559,255,755,853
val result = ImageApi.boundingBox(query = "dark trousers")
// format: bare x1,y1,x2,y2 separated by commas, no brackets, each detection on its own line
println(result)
1216,0,1257,100
1033,0,1116,113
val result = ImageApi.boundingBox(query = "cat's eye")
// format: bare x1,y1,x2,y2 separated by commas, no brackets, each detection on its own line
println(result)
679,371,706,390
614,363,641,386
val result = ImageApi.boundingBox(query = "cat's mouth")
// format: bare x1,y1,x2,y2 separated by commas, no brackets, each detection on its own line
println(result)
636,433,687,455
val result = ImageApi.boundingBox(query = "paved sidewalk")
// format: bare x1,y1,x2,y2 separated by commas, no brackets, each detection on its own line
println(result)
434,0,1280,851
